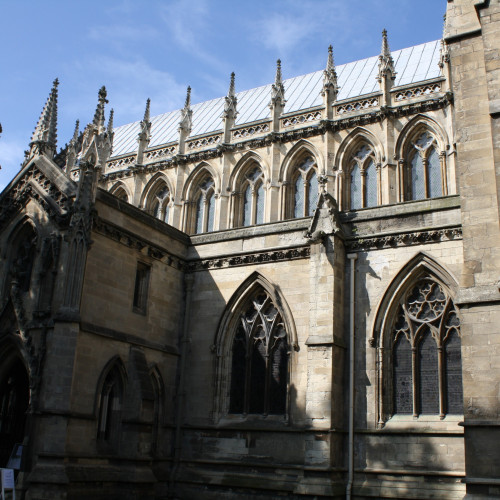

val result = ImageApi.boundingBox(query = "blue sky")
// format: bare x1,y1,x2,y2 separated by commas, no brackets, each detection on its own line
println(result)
0,0,446,190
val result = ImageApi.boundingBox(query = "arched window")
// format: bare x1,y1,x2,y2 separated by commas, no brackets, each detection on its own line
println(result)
407,132,443,200
97,363,124,449
349,145,378,210
292,157,318,218
194,177,215,234
147,183,171,223
391,278,463,418
240,168,265,227
229,290,289,416
110,184,129,203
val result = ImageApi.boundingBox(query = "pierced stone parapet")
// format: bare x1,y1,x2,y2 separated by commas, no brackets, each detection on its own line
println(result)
145,145,176,162
232,123,270,140
282,111,322,128
107,155,136,170
335,97,379,116
394,83,442,102
187,134,222,150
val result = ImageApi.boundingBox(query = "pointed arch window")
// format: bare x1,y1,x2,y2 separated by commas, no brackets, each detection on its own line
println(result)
194,177,215,234
392,278,463,418
349,145,378,210
240,168,265,227
229,291,289,416
407,132,443,200
97,364,124,449
112,186,129,203
292,157,318,218
148,183,171,223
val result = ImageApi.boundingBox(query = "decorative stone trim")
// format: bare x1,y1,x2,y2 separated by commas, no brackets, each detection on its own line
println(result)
107,155,136,170
232,123,270,139
335,97,379,115
282,111,322,128
346,226,462,252
186,245,310,272
394,83,442,102
92,216,184,269
144,145,176,162
187,134,222,150
101,93,453,182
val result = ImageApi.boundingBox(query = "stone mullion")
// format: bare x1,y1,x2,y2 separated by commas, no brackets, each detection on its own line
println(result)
251,184,257,225
437,344,446,419
360,168,367,209
376,163,382,205
411,344,419,417
337,171,344,210
377,345,385,428
397,159,404,202
304,175,310,217
439,152,448,196
422,157,430,198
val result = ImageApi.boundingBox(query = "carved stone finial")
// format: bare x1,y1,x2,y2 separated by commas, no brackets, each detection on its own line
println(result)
270,59,286,108
179,86,193,135
322,45,339,99
28,78,59,159
93,86,108,133
223,72,238,121
377,29,396,83
143,98,151,123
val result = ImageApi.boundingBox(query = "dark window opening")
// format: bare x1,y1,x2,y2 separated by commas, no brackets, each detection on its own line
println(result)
133,262,150,314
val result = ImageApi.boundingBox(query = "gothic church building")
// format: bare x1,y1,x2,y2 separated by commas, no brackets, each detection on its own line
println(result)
0,1,499,498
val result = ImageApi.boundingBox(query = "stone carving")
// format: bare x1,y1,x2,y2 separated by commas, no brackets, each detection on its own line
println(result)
282,111,322,127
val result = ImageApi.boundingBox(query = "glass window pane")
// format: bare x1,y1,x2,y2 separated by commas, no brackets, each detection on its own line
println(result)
307,171,319,216
365,161,377,207
243,185,251,226
445,325,463,414
207,193,215,232
294,176,304,218
393,333,412,414
427,147,442,198
163,203,170,223
350,164,362,210
256,183,264,225
418,328,439,414
411,152,425,200
195,195,203,234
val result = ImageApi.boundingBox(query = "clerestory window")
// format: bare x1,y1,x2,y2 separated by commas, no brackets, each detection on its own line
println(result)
229,291,289,416
392,278,463,418
349,145,377,210
292,157,318,218
194,177,215,234
241,168,265,227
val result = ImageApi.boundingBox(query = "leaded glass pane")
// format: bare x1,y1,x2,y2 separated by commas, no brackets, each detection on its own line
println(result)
229,327,246,414
418,328,439,414
256,183,264,225
350,163,362,210
307,171,319,216
445,325,463,414
163,203,170,223
243,185,251,226
393,333,412,414
294,176,304,218
195,195,203,234
411,152,425,200
365,160,377,208
427,147,442,198
207,193,215,232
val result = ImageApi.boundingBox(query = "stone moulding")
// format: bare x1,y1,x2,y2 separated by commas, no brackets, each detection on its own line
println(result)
346,226,462,252
185,245,311,272
101,93,453,182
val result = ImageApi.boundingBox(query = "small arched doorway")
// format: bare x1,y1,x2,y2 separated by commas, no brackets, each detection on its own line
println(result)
0,357,29,467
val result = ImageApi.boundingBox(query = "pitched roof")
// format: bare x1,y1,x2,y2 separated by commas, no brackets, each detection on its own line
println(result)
111,40,442,158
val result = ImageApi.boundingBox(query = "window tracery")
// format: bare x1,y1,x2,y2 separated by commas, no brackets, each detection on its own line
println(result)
392,278,462,418
349,144,378,210
146,182,171,223
291,156,318,218
229,291,288,416
194,177,215,234
407,131,443,200
240,167,264,227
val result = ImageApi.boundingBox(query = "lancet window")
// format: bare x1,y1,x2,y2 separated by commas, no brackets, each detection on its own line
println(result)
392,278,462,418
113,186,128,203
241,167,265,227
97,363,124,448
229,291,289,416
407,132,443,200
292,157,318,218
194,177,215,234
349,145,377,210
147,183,171,223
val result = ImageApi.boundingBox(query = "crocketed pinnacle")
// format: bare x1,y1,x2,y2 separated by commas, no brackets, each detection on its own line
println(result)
143,98,151,123
71,119,80,144
107,108,114,136
31,78,59,150
93,86,108,132
223,72,238,119
326,45,334,73
275,59,283,86
184,86,191,109
271,59,286,106
179,86,193,133
378,29,396,82
323,45,339,95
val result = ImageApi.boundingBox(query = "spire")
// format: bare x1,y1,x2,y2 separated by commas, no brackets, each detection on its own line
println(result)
322,45,339,98
270,59,286,107
93,86,108,133
377,29,396,83
29,78,59,157
222,72,238,120
178,86,193,134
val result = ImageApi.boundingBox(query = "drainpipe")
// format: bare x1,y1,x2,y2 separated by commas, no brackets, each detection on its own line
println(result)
346,253,357,500
169,273,194,496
